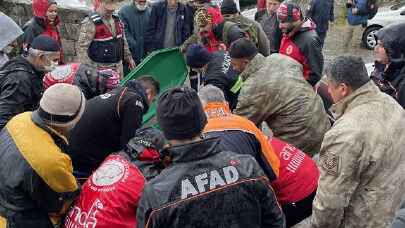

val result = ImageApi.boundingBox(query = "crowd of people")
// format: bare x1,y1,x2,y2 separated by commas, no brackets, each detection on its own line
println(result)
1,0,405,227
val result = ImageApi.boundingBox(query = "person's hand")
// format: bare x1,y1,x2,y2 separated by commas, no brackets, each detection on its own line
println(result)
352,7,358,14
128,58,136,70
97,68,120,92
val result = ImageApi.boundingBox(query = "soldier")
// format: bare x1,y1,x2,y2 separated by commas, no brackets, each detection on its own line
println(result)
230,38,330,157
295,56,405,228
76,0,136,78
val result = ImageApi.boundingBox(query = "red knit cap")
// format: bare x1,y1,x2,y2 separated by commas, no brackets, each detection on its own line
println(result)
276,2,302,23
43,63,79,90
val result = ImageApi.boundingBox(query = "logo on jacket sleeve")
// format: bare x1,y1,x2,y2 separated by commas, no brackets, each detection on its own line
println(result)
286,45,294,55
181,166,240,199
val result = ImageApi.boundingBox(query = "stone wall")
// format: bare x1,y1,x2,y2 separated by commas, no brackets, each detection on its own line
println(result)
0,0,91,62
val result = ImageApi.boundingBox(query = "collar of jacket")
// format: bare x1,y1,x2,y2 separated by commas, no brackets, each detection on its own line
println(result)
330,80,379,119
165,137,222,163
240,53,266,81
204,102,231,118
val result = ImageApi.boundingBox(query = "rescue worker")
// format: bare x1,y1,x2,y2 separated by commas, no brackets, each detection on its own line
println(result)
0,35,61,130
231,38,330,157
76,0,136,78
199,85,320,227
0,12,23,68
23,0,63,63
220,0,270,56
118,0,151,68
43,63,120,99
296,56,405,228
255,0,283,54
372,22,405,108
68,76,160,177
276,1,323,87
199,85,280,181
181,8,244,53
64,127,165,228
144,0,194,52
0,83,85,227
186,44,240,110
137,86,285,228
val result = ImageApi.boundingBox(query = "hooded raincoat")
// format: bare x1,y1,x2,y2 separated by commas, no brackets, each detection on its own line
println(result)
22,0,63,63
0,12,23,68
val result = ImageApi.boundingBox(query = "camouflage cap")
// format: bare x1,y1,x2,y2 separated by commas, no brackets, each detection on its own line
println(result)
194,8,213,28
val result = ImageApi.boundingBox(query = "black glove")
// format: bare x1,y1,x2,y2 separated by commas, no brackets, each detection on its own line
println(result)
126,127,166,159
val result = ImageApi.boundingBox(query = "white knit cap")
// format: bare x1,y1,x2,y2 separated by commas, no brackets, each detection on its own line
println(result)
37,83,86,129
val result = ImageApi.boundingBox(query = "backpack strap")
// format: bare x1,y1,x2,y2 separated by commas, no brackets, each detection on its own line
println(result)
89,12,103,25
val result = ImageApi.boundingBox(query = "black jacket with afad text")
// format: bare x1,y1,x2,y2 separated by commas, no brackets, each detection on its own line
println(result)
136,137,285,228
0,56,44,130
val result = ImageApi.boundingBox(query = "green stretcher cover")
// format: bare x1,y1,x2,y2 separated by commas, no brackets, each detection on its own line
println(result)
121,47,188,127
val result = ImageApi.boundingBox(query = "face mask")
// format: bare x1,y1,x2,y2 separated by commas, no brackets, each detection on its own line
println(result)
135,2,147,11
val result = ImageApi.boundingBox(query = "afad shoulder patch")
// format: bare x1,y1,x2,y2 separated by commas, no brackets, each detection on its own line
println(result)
321,153,340,177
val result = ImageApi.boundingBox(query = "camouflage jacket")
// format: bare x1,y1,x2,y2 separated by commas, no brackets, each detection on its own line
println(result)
235,54,330,156
76,16,132,71
298,81,405,228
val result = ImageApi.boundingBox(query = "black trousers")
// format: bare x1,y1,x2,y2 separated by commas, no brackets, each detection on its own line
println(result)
282,190,317,228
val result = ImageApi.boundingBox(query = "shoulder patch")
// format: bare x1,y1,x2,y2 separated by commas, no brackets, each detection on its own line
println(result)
321,153,340,177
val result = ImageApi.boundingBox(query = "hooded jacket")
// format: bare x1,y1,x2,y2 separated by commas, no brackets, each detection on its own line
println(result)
374,23,405,108
235,53,330,156
203,102,280,181
0,56,44,130
136,137,285,228
68,83,149,177
0,112,79,228
303,81,405,228
279,19,323,86
22,0,63,62
64,149,161,228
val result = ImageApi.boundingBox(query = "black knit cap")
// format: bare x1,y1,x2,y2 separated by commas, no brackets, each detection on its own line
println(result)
229,38,258,59
157,86,207,140
221,0,238,15
186,44,213,69
31,35,60,52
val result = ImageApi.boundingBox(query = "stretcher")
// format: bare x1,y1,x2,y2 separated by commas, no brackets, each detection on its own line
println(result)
121,47,189,127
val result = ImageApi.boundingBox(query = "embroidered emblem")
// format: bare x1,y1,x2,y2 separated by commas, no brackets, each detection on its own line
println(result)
321,154,340,177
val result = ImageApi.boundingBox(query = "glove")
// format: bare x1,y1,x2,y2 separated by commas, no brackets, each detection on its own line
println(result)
126,127,166,160
97,68,120,93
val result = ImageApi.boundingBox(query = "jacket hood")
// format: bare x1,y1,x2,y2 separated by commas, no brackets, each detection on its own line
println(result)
299,18,316,32
0,12,23,50
33,0,57,18
165,137,222,163
240,53,266,81
375,23,405,62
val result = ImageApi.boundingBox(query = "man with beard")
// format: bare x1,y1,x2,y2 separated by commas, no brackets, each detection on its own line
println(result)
0,35,60,130
77,0,136,78
119,0,151,69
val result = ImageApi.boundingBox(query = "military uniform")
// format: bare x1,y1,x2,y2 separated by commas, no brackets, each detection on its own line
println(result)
235,53,330,157
295,81,405,228
76,13,133,78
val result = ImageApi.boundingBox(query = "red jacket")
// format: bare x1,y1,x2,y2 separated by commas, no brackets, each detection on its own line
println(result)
64,149,160,228
279,19,323,86
257,0,266,11
269,137,319,205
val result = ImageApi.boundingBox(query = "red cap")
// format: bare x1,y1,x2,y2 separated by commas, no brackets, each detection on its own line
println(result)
43,63,79,90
